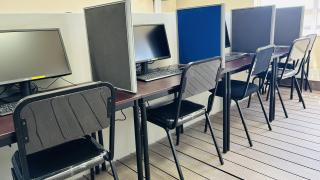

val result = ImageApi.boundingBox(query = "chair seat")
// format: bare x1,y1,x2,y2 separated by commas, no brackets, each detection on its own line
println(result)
278,62,294,69
215,80,259,100
12,138,106,179
256,67,297,81
147,100,205,129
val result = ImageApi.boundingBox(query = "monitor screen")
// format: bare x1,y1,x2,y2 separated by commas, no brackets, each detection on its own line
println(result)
274,7,304,46
133,24,171,63
0,29,71,86
232,6,275,53
225,24,231,48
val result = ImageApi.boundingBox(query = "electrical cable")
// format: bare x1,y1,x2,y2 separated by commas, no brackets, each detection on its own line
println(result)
115,110,127,121
61,77,77,86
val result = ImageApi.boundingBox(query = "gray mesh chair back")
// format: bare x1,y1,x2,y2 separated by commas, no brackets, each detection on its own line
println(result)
12,82,116,179
241,45,275,98
170,57,221,128
180,57,221,100
279,38,310,79
251,46,275,77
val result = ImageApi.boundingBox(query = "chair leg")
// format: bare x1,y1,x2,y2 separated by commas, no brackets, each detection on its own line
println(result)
290,77,294,100
204,121,208,133
205,113,224,165
166,129,184,180
11,168,17,180
266,84,270,101
294,77,306,109
181,125,184,134
176,126,180,146
90,168,95,180
305,72,313,93
235,101,253,147
275,84,288,118
247,94,252,108
109,160,119,180
256,92,272,130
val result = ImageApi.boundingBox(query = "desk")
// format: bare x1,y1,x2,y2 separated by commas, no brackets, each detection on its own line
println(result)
0,54,283,179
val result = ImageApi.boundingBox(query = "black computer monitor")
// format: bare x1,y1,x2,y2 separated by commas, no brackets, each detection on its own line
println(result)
0,29,71,96
225,24,231,48
133,24,171,63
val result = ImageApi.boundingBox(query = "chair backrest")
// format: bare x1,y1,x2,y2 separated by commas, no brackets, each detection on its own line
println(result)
171,57,221,128
304,34,317,64
279,37,310,79
250,45,275,77
180,57,221,100
242,45,275,97
13,82,116,178
306,34,317,53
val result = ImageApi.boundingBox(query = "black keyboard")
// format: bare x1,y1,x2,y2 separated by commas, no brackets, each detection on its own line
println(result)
137,66,183,82
0,102,17,116
225,52,248,62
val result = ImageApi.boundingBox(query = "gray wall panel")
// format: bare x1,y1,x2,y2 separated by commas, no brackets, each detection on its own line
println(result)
274,7,304,46
232,6,275,53
84,1,137,92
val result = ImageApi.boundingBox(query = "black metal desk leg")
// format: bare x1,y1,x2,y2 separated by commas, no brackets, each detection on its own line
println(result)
139,99,151,180
223,73,231,153
133,101,144,180
269,57,277,122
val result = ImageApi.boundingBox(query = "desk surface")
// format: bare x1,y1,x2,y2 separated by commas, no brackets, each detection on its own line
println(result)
0,55,254,147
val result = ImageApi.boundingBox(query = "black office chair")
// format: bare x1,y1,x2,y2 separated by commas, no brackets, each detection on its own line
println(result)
146,58,223,180
302,34,317,92
213,46,274,147
11,82,118,180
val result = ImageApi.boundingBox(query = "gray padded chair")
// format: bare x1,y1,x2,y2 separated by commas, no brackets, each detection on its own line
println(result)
146,57,224,180
11,82,118,180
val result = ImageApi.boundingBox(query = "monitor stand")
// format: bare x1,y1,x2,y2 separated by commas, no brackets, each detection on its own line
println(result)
140,62,149,75
20,81,32,97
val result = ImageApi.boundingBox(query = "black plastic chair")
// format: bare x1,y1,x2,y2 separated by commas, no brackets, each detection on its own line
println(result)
214,46,274,147
146,58,223,180
11,82,118,180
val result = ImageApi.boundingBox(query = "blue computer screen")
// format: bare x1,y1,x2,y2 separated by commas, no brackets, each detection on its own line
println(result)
177,5,222,64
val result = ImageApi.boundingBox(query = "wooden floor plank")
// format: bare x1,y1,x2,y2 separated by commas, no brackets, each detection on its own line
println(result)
157,140,273,180
164,135,305,180
187,125,320,179
119,154,177,180
190,124,320,172
246,101,320,130
150,143,239,180
226,109,320,142
214,113,320,151
209,119,320,161
247,99,320,129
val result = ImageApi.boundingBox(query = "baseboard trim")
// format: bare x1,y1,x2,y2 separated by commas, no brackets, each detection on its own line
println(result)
279,78,320,91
